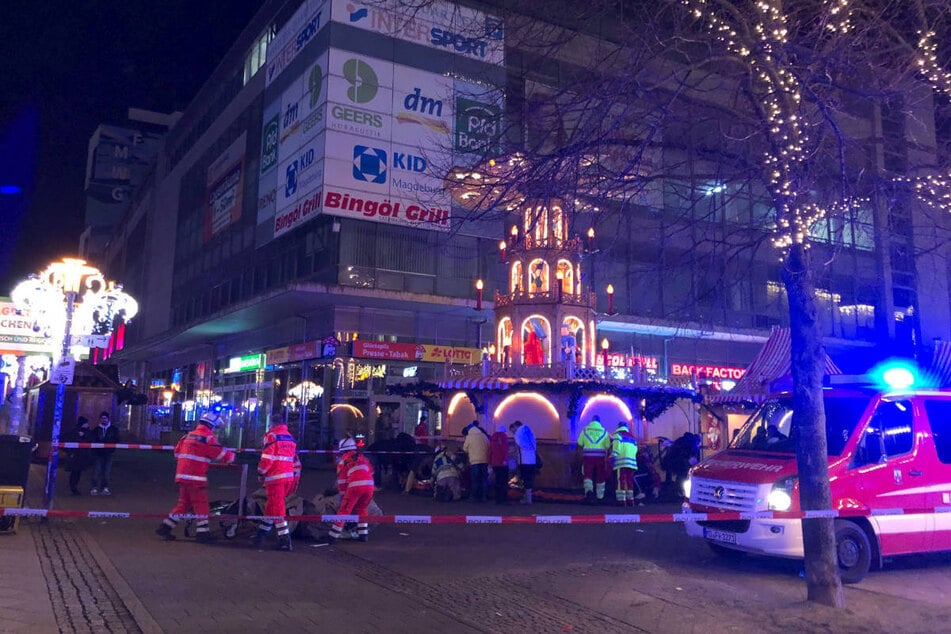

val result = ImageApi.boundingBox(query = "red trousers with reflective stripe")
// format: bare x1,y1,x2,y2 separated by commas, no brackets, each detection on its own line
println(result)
335,486,373,528
171,483,209,517
582,456,607,485
615,467,635,492
264,479,295,520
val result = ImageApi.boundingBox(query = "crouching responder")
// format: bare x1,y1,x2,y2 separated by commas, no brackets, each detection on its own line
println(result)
611,421,639,506
577,414,610,503
320,437,374,544
155,411,235,542
252,416,300,551
432,443,462,502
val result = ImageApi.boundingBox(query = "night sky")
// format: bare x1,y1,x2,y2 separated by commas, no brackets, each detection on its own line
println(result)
0,1,264,292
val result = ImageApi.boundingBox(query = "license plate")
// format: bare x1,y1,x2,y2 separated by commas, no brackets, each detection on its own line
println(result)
704,528,738,545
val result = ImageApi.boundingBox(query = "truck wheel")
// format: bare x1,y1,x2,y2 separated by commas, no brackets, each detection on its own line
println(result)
834,520,871,584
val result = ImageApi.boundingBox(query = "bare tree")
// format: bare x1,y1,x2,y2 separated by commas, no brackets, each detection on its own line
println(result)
419,0,951,606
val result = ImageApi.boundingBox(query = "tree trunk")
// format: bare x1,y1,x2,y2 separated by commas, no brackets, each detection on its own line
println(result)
782,243,845,608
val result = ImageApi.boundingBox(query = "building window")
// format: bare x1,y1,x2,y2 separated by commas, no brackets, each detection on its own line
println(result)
809,205,874,251
243,25,275,86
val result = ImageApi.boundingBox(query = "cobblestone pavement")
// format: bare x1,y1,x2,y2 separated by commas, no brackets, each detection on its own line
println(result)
32,520,142,633
319,546,645,633
6,453,951,632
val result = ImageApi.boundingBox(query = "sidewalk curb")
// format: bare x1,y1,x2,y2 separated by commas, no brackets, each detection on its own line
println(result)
77,526,164,634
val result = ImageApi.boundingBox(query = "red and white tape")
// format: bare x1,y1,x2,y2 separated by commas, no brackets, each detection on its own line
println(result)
1,507,940,524
55,442,425,455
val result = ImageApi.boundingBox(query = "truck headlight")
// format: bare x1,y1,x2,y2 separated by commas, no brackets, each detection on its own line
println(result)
682,477,691,499
767,476,797,511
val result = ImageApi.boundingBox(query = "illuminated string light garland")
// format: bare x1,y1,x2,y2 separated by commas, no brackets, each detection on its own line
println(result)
895,172,951,215
683,0,870,251
916,31,951,98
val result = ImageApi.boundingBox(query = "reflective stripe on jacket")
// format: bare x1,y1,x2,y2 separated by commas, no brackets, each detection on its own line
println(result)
258,425,298,484
337,452,375,493
611,429,638,470
577,421,610,457
174,425,235,484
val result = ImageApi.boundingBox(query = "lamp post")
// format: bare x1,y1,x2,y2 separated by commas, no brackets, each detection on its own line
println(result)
11,258,137,509
475,279,484,311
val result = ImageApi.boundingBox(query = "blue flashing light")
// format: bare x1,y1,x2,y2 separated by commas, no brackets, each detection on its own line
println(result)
0,185,21,195
882,367,915,390
870,359,920,391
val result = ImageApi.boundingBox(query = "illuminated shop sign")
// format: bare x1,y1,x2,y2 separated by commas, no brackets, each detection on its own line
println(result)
670,363,746,380
266,341,320,365
224,354,266,374
600,353,659,370
352,340,482,364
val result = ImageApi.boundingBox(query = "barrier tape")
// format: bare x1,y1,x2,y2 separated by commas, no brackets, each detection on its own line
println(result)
54,442,427,455
3,506,947,524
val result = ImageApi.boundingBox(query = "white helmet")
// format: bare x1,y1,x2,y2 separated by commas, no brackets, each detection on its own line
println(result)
200,412,221,428
338,437,358,452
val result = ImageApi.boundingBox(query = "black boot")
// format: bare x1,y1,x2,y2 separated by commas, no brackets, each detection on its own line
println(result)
195,531,216,544
252,527,270,549
155,524,176,541
277,535,293,551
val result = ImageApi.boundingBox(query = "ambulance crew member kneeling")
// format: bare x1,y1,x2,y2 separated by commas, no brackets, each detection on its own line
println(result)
155,412,236,542
320,437,375,544
253,416,300,551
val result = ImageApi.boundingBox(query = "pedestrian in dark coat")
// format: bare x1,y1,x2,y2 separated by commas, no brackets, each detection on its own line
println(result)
67,416,93,496
90,412,119,495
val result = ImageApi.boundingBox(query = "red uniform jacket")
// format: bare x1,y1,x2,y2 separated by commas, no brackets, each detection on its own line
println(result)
336,452,375,493
174,425,235,484
258,424,299,486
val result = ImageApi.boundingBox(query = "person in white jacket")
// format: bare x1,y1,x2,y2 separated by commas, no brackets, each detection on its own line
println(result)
509,420,537,504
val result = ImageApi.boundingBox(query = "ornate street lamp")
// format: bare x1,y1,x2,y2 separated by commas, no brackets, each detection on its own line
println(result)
11,258,137,509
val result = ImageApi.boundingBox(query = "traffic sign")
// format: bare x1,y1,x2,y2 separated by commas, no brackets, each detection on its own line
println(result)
71,334,111,349
50,358,75,385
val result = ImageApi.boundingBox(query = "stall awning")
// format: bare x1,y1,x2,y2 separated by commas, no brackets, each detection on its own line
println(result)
437,377,514,391
710,328,842,403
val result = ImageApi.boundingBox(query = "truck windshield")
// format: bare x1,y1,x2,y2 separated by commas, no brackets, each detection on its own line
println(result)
731,395,869,455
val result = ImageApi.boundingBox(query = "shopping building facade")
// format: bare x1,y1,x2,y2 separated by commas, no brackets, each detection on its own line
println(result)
96,0,951,450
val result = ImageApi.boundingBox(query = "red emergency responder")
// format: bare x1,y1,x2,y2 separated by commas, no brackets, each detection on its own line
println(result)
252,417,300,551
155,411,235,542
577,414,611,503
320,437,374,543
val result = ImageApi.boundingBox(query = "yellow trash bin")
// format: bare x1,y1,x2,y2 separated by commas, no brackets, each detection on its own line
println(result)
0,486,24,534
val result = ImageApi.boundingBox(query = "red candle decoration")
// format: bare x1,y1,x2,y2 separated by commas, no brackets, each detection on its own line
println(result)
607,283,614,314
498,240,507,263
601,337,610,368
476,279,484,311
